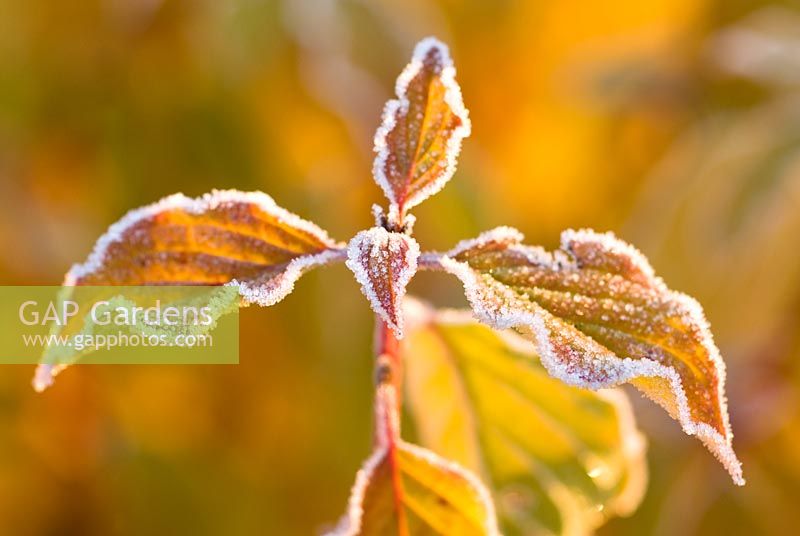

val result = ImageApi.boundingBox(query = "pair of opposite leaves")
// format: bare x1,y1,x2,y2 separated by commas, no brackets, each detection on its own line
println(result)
36,36,744,535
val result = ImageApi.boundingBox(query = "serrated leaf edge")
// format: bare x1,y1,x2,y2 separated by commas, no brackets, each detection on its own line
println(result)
434,227,744,486
64,189,344,286
346,228,420,337
230,248,346,307
372,36,472,214
35,190,345,392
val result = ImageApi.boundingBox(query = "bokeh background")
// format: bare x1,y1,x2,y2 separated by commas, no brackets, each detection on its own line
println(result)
1,0,799,534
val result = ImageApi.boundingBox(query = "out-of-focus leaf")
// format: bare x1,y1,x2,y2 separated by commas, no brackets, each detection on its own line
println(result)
346,227,420,337
423,226,744,485
329,384,499,536
625,96,800,349
33,285,242,393
373,37,471,219
401,299,647,535
710,7,800,88
34,189,345,391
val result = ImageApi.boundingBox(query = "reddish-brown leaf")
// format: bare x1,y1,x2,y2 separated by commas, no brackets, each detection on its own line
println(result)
373,37,471,219
346,227,420,337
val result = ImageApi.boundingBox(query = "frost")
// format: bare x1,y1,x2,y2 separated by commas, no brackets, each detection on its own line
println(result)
230,248,346,307
328,443,387,536
36,189,346,391
372,36,471,217
436,228,745,485
65,189,341,286
346,227,420,337
560,228,662,290
396,441,499,534
61,187,346,297
326,384,396,536
446,226,525,257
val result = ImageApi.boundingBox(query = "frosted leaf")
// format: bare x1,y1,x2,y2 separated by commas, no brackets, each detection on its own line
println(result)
34,189,345,391
64,189,343,287
346,227,420,337
327,384,500,536
372,37,471,219
427,227,745,485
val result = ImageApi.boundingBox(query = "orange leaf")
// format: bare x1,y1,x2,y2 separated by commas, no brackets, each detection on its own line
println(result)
346,227,420,337
65,190,344,303
33,190,344,391
426,227,744,485
373,37,471,219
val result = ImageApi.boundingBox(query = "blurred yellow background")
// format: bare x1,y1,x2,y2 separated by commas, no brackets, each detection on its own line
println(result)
1,0,799,534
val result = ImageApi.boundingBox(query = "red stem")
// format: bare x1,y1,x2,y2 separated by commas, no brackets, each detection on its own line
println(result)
374,317,403,409
373,315,408,536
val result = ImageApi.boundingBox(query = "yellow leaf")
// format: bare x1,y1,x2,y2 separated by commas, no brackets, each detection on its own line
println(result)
402,299,647,535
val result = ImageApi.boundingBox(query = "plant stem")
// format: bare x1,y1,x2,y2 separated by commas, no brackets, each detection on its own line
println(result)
373,315,409,536
374,316,403,410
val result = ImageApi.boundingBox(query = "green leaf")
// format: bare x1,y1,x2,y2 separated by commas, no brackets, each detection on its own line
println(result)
401,299,647,535
33,285,242,391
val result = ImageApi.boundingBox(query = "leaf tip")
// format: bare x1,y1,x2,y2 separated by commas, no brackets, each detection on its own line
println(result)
32,363,65,393
407,35,472,133
693,422,745,486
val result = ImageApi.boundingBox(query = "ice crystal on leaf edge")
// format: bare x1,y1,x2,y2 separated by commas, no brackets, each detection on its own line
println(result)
33,189,347,392
345,228,420,338
64,189,343,286
372,37,471,216
420,227,744,486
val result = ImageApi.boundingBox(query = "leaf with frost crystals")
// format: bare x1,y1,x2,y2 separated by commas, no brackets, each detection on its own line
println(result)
346,227,420,337
34,189,345,391
63,189,343,291
427,226,745,486
327,384,499,536
373,37,471,218
401,298,647,535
